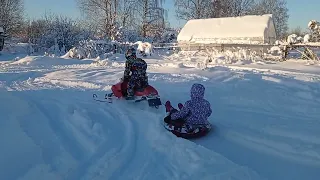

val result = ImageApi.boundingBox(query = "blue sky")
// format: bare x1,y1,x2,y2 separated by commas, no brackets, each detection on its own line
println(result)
25,0,320,30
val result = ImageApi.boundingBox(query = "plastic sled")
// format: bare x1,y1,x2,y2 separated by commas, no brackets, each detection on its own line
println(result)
109,81,162,108
163,122,212,139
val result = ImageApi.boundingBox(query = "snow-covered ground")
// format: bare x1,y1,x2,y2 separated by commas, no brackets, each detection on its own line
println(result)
1,50,320,180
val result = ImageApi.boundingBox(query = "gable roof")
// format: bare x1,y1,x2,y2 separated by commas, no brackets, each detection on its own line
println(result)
177,14,275,44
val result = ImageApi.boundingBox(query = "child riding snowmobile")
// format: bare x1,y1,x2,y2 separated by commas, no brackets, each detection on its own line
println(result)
121,48,148,100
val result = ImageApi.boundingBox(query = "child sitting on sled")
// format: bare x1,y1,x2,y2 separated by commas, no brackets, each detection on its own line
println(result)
164,83,212,131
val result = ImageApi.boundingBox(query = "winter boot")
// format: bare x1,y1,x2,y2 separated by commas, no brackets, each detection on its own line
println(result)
126,88,135,100
125,95,135,100
165,101,173,113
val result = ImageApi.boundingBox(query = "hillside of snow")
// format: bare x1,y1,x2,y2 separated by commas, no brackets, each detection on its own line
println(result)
0,50,320,180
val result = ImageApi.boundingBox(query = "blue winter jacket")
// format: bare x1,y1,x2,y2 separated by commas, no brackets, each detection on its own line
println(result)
171,83,212,125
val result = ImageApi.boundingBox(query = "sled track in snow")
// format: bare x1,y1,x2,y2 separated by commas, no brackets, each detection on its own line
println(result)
75,104,139,180
2,56,320,180
11,87,142,179
62,100,166,180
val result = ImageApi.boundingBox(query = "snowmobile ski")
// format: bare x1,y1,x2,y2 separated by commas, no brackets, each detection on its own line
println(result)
92,92,161,108
92,93,112,103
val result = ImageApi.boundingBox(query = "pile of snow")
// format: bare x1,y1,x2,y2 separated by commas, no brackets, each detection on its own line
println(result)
308,20,320,31
287,34,304,44
269,46,282,56
64,40,158,60
177,14,276,44
304,34,311,43
10,56,95,67
64,40,130,59
165,48,263,67
286,34,314,44
134,41,154,56
206,48,263,65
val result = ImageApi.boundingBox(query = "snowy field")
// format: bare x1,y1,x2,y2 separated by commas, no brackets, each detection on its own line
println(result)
0,50,320,180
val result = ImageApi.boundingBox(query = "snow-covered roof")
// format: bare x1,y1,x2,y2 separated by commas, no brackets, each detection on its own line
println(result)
0,27,4,33
177,14,276,44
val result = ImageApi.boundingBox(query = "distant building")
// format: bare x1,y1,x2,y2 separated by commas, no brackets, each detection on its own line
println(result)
177,14,277,50
0,27,4,51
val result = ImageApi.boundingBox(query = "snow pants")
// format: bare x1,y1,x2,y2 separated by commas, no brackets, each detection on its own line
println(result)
125,76,148,97
164,109,186,128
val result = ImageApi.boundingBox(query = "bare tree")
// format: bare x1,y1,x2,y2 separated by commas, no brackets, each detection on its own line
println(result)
174,0,210,20
77,0,167,40
228,0,255,16
133,0,167,38
174,0,254,20
250,0,289,39
118,0,136,28
21,13,90,53
0,0,24,36
77,0,125,39
288,26,305,37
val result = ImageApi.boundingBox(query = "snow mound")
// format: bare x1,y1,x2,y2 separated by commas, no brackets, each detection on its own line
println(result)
287,34,303,44
304,34,311,43
166,49,262,67
134,41,154,56
10,56,95,67
308,20,319,30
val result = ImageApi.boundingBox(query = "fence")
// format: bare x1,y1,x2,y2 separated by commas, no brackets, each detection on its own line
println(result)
174,43,276,56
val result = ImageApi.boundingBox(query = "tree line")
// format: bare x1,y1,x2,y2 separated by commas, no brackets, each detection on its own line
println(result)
0,0,292,51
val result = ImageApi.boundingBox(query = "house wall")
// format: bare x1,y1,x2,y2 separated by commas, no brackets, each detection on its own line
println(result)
178,36,265,45
262,19,277,44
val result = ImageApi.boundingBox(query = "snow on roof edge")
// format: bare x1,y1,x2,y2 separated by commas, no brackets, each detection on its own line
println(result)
186,14,273,23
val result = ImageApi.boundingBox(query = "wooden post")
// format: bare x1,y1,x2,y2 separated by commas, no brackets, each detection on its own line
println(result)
0,35,4,51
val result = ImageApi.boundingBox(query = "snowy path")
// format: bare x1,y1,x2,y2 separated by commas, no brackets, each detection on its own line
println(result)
1,55,320,180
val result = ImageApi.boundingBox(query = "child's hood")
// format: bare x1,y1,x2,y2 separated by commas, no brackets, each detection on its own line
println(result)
190,83,205,99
